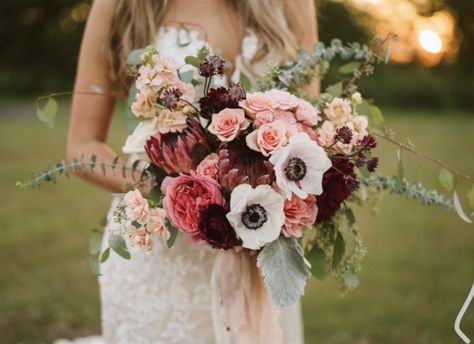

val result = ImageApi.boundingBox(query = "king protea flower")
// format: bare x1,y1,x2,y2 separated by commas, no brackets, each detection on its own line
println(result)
146,118,209,174
217,138,274,192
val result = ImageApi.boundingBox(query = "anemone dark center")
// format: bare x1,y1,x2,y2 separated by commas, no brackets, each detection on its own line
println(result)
241,204,268,230
285,157,307,181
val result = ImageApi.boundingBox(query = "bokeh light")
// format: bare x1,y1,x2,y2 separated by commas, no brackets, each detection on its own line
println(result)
419,30,443,54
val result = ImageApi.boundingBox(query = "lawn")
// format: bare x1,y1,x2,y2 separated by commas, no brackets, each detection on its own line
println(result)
0,102,473,344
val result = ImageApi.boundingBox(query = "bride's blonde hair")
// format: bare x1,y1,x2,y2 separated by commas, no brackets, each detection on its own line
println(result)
107,0,305,94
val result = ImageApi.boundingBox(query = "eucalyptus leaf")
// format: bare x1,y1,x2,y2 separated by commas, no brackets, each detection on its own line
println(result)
326,82,343,97
184,56,202,68
369,105,385,125
37,97,58,129
127,47,148,65
88,257,100,275
439,168,454,191
90,85,104,94
239,72,252,91
453,191,473,224
306,245,327,280
339,61,361,74
89,230,102,256
257,237,310,309
179,70,195,83
467,185,474,210
332,230,345,269
109,234,131,260
165,219,179,249
100,247,111,263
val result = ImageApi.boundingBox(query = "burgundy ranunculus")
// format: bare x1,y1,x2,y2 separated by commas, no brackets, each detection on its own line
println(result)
198,204,241,250
145,118,209,174
217,138,274,192
316,158,357,223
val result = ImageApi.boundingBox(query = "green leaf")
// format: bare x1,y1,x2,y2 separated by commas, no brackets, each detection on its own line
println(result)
89,85,104,94
127,47,148,65
100,163,106,176
88,257,100,275
99,216,108,227
148,186,162,203
332,230,345,270
341,207,356,226
342,268,359,289
257,237,311,308
165,218,179,249
179,70,194,83
239,72,252,92
109,234,131,260
326,82,343,97
100,247,110,263
37,97,58,129
369,105,385,125
184,56,203,68
453,191,472,224
356,101,371,117
339,61,361,74
90,155,97,173
439,168,454,192
306,246,327,280
467,185,474,209
89,230,102,255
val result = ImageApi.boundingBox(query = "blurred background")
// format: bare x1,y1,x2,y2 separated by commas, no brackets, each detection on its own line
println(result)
0,0,473,343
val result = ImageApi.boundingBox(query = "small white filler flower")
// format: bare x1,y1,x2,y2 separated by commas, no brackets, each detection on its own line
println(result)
226,184,285,250
270,132,332,200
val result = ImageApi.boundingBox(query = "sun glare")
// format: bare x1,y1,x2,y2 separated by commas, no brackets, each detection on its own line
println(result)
418,30,443,54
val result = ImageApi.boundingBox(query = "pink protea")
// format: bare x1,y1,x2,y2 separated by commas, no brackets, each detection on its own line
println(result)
145,118,209,174
217,138,274,192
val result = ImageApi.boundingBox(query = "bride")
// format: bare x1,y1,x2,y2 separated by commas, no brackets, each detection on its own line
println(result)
64,0,319,343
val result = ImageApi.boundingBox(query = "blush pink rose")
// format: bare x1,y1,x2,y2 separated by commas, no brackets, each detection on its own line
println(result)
161,174,225,244
266,89,299,110
246,120,289,156
208,108,249,142
147,208,170,241
282,195,318,238
239,92,274,118
254,110,274,128
324,97,352,125
123,189,149,223
295,99,320,126
128,226,152,251
196,153,219,179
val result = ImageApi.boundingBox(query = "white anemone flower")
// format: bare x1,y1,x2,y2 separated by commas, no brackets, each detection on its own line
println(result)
270,132,332,200
226,184,285,250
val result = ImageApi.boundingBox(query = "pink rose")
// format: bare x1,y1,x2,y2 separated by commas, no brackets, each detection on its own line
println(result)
128,226,152,251
295,100,320,126
266,89,299,110
324,98,352,125
131,93,157,118
282,195,318,238
246,120,289,156
239,92,273,118
161,174,225,244
123,189,149,223
254,110,274,128
196,153,219,179
147,208,170,241
156,109,188,134
208,108,249,142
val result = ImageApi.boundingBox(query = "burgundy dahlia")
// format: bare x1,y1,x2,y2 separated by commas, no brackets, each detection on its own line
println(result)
316,158,357,223
198,204,241,250
218,138,274,192
145,118,209,174
199,55,225,77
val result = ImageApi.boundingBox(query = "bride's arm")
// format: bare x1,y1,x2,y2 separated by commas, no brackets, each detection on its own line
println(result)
67,0,146,194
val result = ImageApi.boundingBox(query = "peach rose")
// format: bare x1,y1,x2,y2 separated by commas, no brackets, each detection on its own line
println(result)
123,189,149,223
128,226,152,251
147,207,170,241
295,99,320,126
196,153,219,179
131,92,157,118
156,109,188,134
324,97,352,125
316,120,336,147
246,120,289,156
239,92,274,118
282,195,318,238
254,110,274,128
208,108,249,142
266,89,299,110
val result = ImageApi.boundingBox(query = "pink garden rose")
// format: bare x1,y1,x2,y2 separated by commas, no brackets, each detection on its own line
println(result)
254,110,274,128
246,120,289,156
161,174,225,244
196,153,219,179
295,99,320,126
147,208,170,241
131,93,157,118
123,189,149,223
156,109,188,134
128,226,152,251
239,92,274,118
266,89,299,110
282,195,318,238
324,97,352,125
208,108,249,142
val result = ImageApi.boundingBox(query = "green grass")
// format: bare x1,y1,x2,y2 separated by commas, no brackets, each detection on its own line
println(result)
0,105,473,344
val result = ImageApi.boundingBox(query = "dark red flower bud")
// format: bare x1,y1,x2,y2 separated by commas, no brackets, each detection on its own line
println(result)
198,204,241,250
334,126,353,144
199,55,225,77
366,157,379,172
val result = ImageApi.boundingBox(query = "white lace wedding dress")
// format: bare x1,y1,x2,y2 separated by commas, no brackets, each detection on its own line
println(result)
54,26,304,344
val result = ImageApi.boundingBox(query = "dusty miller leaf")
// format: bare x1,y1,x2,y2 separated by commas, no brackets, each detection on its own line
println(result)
257,237,310,309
